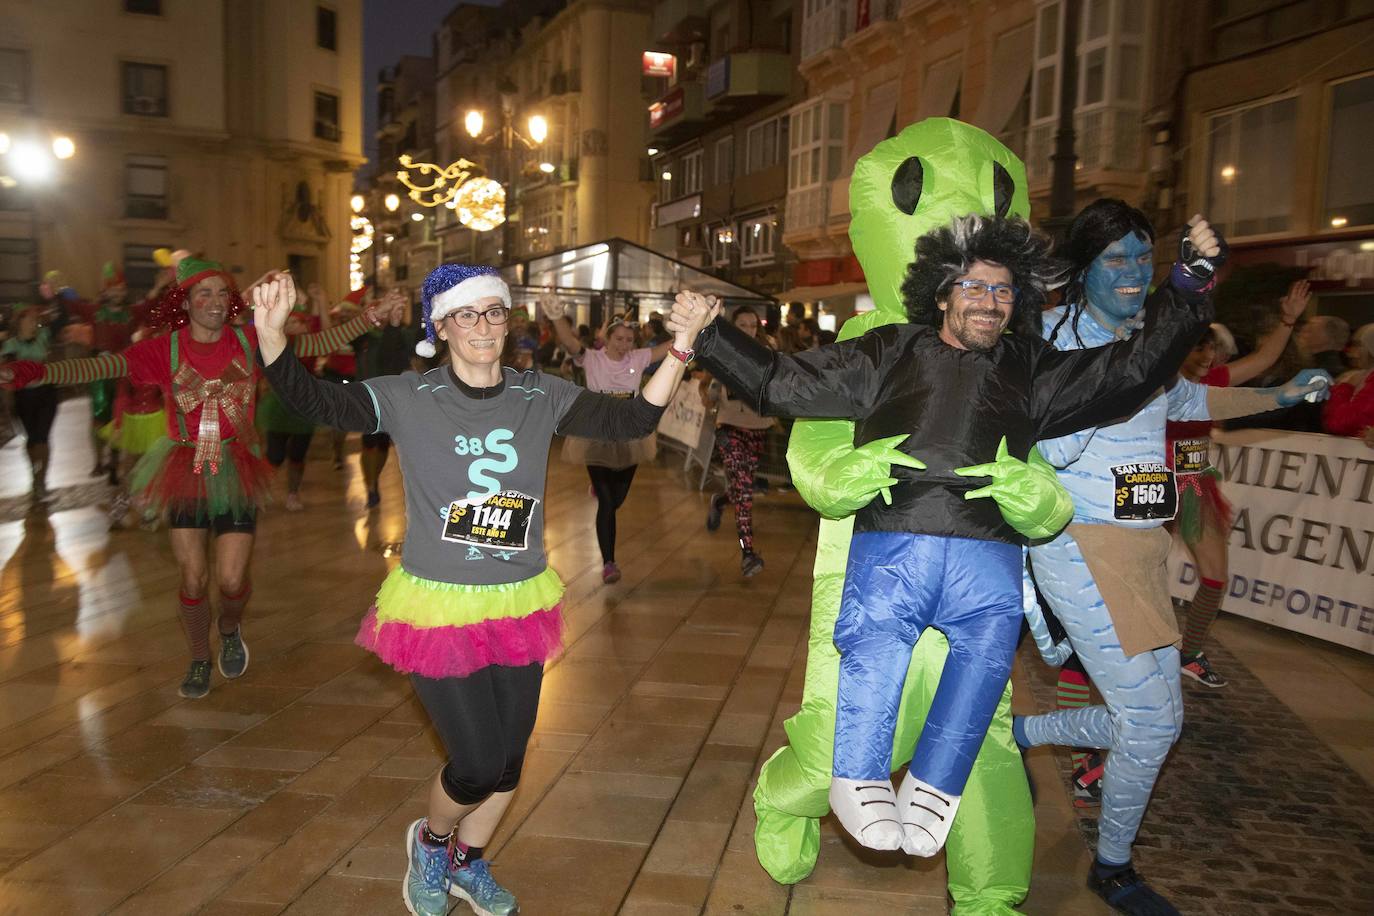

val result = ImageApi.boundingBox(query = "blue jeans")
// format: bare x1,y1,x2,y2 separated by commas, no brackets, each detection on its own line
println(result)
832,531,1023,796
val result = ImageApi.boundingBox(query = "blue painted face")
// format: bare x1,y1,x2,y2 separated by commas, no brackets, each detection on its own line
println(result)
1083,231,1153,328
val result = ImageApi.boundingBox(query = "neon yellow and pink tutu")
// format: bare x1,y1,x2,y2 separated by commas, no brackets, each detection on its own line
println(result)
356,566,565,678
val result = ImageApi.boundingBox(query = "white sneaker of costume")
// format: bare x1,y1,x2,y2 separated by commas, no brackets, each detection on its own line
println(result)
896,771,961,857
828,777,904,851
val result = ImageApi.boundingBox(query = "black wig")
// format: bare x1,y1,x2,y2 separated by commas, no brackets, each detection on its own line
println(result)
900,215,1060,339
1048,198,1154,348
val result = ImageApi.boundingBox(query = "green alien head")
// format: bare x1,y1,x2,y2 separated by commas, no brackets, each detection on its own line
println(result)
849,118,1031,322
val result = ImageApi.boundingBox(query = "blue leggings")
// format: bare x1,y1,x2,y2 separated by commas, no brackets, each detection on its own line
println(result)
1024,529,1183,865
833,532,1023,796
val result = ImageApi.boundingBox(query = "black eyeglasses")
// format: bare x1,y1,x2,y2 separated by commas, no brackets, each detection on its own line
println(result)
446,306,510,328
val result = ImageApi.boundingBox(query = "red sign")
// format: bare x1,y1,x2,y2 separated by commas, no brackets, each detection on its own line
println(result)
794,255,865,287
642,51,676,79
648,87,685,129
1229,236,1374,291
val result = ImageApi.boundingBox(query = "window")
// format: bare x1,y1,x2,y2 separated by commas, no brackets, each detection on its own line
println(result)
710,223,734,267
125,155,169,220
0,49,28,104
746,115,787,174
123,243,167,299
122,62,168,117
714,136,734,185
785,98,845,231
740,216,777,266
681,150,703,195
1026,0,1148,179
1206,95,1298,238
314,91,340,141
317,6,337,51
124,0,161,14
1032,2,1060,120
1324,73,1374,230
0,238,35,302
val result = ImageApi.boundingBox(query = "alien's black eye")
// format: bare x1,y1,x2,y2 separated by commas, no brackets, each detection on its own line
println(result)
992,162,1014,218
891,156,924,216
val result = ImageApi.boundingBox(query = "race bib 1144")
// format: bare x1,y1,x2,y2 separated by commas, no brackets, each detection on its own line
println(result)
1112,462,1177,521
442,490,539,550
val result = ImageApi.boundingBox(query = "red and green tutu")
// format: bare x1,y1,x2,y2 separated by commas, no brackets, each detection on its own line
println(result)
1176,467,1233,546
127,436,273,521
356,566,565,678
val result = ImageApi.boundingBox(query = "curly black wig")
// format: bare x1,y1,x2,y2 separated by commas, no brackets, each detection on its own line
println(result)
1048,198,1154,348
900,215,1060,338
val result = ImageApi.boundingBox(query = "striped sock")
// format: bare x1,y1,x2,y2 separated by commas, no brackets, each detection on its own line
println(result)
1183,576,1225,659
1057,665,1092,770
179,591,211,660
218,582,252,636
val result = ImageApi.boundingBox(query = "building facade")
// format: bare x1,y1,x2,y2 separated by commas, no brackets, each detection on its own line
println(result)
0,0,364,302
367,54,438,291
646,0,803,300
1169,2,1374,330
424,0,656,269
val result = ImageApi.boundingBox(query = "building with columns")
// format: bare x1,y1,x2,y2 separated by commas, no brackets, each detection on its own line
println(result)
0,0,364,302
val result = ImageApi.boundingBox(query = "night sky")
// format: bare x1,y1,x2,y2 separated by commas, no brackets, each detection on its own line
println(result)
361,0,501,163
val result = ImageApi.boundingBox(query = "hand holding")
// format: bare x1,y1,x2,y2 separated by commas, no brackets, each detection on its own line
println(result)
1276,368,1332,407
1179,214,1228,283
1113,307,1146,341
668,291,720,347
380,288,407,326
251,274,298,342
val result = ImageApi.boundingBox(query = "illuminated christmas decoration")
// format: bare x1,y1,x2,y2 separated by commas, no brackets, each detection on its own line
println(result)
454,177,506,232
396,153,479,207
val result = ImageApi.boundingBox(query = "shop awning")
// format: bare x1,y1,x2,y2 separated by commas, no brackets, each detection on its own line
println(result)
773,281,868,302
501,237,774,313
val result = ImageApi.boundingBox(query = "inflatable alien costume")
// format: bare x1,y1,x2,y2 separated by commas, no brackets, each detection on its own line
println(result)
750,120,1053,911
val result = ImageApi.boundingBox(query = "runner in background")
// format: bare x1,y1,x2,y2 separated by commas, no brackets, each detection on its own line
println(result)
552,308,675,584
1165,280,1309,688
699,306,775,577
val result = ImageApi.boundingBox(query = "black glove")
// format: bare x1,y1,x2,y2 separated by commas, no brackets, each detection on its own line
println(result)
1178,223,1229,284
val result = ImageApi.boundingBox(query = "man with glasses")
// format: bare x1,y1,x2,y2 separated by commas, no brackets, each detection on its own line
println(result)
672,211,1224,861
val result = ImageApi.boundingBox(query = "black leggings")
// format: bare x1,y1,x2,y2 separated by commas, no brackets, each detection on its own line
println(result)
587,464,637,563
410,663,543,805
265,430,313,466
14,387,58,445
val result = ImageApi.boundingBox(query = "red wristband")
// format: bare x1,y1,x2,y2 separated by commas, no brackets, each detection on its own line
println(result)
669,346,694,364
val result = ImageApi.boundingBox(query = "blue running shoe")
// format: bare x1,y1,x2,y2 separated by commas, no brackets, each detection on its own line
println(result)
449,858,518,915
402,818,451,916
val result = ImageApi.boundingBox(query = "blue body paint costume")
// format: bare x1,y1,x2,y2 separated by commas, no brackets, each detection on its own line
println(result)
1024,301,1209,865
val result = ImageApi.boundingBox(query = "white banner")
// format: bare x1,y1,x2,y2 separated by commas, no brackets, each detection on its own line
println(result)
1167,428,1374,654
657,381,709,450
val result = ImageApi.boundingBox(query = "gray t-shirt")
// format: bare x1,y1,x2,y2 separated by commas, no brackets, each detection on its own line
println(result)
361,366,581,585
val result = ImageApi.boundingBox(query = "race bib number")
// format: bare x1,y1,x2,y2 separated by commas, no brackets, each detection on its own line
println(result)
1172,437,1210,475
442,490,538,550
1112,462,1177,521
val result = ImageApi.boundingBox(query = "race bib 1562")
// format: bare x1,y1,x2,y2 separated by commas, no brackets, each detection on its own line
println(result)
1112,462,1177,521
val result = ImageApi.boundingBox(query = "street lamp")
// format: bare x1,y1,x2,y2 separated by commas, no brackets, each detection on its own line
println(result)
0,129,77,296
384,192,400,212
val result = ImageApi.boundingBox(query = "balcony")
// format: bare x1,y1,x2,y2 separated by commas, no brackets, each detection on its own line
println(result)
786,186,828,235
652,0,708,44
1025,107,1143,185
704,51,792,115
647,81,706,145
801,0,850,64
